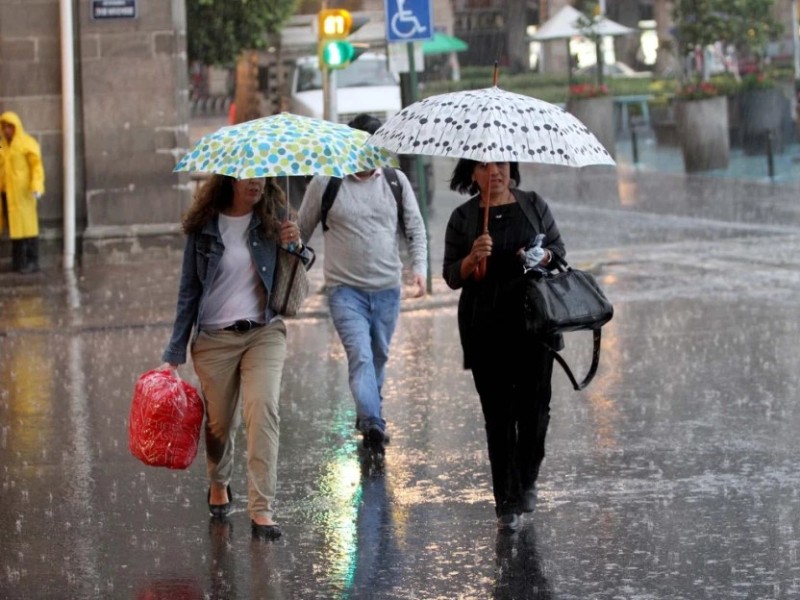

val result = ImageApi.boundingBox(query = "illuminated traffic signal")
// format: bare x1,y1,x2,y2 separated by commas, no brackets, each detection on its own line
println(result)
318,9,351,69
320,40,356,68
317,9,368,70
318,8,352,39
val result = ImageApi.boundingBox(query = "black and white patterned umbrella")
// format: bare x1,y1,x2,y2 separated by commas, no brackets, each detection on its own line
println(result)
367,86,615,167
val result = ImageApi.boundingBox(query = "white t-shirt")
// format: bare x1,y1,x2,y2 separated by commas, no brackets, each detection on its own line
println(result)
200,212,266,330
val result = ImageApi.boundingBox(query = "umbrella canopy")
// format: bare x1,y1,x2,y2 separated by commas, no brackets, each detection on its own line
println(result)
422,32,468,55
368,83,615,280
367,86,615,167
529,4,635,41
174,112,398,180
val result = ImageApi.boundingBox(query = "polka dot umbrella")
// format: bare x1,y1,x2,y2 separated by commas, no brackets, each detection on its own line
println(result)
174,112,398,179
367,80,615,279
366,86,615,168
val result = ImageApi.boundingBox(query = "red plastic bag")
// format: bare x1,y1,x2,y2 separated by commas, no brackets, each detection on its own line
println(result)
128,368,204,470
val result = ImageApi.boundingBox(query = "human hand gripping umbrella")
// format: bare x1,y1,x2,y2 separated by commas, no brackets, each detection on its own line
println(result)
174,112,398,179
367,67,615,278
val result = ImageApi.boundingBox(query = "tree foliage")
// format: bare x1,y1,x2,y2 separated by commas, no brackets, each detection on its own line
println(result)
187,0,298,66
672,0,782,58
720,0,783,60
672,0,727,50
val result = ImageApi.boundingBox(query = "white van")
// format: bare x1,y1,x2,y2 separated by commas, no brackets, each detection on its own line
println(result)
289,53,402,125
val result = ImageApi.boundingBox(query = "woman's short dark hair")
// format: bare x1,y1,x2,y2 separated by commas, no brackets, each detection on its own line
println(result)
449,159,521,195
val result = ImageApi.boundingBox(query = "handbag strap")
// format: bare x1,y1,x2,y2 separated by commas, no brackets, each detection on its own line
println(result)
281,244,317,270
543,329,602,391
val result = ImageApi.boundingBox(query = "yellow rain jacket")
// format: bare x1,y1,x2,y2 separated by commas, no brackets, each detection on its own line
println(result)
0,111,45,239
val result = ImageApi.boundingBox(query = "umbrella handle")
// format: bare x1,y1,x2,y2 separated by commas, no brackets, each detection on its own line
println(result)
475,258,487,280
474,201,490,280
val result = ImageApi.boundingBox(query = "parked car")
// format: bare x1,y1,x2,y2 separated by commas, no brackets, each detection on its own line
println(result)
285,53,434,210
289,53,402,125
574,61,652,79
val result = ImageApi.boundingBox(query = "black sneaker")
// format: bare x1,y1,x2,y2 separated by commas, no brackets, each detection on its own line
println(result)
363,425,388,453
497,513,521,533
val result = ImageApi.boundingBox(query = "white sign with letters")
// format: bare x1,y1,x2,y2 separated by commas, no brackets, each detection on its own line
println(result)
91,0,137,20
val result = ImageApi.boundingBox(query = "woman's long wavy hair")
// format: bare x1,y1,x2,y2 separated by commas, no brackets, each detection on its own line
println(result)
182,175,290,238
449,159,521,196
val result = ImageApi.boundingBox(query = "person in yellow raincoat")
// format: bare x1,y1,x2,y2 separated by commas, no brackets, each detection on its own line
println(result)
0,111,45,273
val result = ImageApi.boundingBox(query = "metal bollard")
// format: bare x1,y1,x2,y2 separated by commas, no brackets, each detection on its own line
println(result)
766,131,775,178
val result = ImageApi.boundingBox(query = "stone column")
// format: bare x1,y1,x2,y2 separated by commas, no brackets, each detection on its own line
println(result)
78,0,191,264
539,0,570,76
653,0,679,76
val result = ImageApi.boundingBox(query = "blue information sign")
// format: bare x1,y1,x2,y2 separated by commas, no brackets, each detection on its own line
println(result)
384,0,434,43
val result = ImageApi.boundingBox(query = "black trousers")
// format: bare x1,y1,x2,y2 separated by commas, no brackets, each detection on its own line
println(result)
471,343,554,517
11,237,39,272
3,193,39,273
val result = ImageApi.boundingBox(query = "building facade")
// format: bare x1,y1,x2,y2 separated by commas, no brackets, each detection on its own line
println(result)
1,0,797,269
0,0,191,269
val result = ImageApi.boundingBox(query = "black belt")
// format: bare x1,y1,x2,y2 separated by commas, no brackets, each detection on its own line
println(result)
223,319,266,333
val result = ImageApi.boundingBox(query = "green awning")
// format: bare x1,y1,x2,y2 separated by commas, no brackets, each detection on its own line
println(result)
421,33,468,55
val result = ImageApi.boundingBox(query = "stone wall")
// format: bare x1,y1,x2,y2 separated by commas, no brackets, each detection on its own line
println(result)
78,0,191,264
0,0,191,269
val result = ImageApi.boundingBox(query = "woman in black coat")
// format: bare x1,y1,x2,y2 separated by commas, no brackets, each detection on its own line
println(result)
442,159,565,532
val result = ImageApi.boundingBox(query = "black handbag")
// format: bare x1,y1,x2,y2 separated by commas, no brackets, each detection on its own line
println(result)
523,255,614,390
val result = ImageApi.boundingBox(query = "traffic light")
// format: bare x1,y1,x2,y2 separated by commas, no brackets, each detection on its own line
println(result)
318,9,353,69
318,8,352,39
320,40,356,68
317,9,368,70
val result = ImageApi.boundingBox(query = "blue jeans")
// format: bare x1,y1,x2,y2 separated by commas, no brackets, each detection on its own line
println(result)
327,285,401,434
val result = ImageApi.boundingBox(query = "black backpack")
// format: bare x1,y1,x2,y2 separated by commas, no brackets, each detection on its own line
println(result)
320,167,408,240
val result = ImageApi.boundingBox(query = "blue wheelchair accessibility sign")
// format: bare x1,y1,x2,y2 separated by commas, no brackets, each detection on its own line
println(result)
384,0,434,43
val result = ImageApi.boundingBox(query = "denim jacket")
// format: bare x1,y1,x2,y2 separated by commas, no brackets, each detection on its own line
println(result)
162,213,283,365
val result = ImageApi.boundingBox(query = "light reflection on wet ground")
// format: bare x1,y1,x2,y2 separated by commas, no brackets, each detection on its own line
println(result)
2,156,800,598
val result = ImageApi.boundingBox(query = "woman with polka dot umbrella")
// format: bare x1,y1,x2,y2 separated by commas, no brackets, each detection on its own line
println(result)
174,112,398,179
367,78,616,279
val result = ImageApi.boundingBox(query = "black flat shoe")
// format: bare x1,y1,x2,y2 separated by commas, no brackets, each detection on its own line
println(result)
207,484,232,519
251,520,282,540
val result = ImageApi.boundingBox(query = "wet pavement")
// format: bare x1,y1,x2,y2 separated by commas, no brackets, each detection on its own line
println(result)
2,131,800,599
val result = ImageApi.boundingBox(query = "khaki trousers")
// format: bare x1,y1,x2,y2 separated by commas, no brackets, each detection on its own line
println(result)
191,320,287,520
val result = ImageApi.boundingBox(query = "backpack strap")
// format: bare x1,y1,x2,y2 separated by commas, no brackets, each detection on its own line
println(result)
320,177,343,232
382,167,406,239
